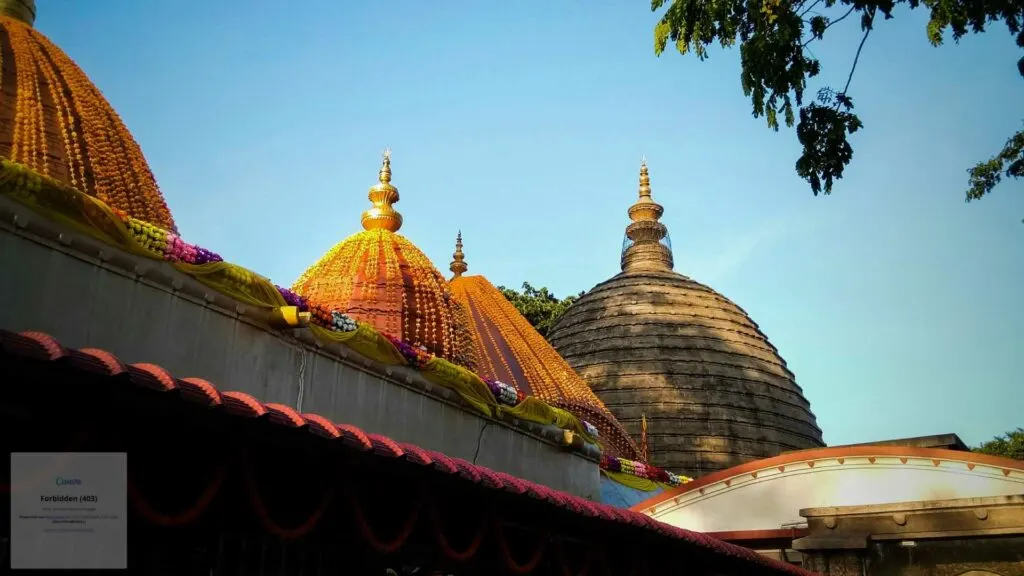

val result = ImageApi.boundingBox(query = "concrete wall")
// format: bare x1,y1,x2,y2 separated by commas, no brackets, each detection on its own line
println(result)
0,198,600,500
796,495,1024,575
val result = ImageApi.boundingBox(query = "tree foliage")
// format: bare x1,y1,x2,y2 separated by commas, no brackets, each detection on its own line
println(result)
651,0,1024,206
974,427,1024,460
497,282,583,339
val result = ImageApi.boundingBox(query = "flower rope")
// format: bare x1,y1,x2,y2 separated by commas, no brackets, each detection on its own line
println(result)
600,455,689,487
349,485,423,554
128,464,227,527
425,497,488,562
492,514,549,574
243,460,336,540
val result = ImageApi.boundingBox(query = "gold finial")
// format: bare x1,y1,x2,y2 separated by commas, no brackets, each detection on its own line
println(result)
638,156,652,199
621,159,673,272
361,148,403,232
0,0,35,26
450,231,468,278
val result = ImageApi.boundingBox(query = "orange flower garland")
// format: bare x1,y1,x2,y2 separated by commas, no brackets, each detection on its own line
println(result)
244,461,336,540
0,16,177,232
349,487,423,554
450,275,642,460
128,464,227,527
425,498,488,562
492,514,549,574
291,229,465,362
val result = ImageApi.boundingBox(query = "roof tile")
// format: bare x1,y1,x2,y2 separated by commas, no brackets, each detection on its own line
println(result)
0,328,813,576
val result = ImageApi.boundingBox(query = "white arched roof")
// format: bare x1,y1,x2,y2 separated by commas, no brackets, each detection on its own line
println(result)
634,446,1024,534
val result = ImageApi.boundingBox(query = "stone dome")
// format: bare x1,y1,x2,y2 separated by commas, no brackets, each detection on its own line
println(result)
447,233,641,460
0,2,176,231
292,152,475,366
548,161,824,476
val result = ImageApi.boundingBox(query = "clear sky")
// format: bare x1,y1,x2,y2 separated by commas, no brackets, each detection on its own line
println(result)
40,0,1022,448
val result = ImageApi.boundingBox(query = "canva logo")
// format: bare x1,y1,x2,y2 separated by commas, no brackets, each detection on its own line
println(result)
55,477,82,486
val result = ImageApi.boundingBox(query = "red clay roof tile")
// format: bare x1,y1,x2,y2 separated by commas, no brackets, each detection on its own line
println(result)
0,328,814,576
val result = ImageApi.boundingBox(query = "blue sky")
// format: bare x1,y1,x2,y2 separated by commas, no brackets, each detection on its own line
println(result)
41,0,1022,448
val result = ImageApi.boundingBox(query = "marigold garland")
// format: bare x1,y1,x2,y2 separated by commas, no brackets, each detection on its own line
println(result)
449,276,641,460
290,229,459,360
349,487,422,554
425,498,488,562
128,464,227,527
0,18,177,232
243,462,335,540
492,514,549,574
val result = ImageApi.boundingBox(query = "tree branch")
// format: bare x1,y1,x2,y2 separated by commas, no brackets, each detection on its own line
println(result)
839,15,874,99
798,0,823,18
803,5,858,47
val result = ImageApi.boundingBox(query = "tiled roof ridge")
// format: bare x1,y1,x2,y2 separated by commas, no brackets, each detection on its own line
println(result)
0,328,813,576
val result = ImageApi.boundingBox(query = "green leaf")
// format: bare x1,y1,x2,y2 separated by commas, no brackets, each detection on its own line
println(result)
655,20,671,55
651,0,1024,210
974,428,1024,461
809,15,829,39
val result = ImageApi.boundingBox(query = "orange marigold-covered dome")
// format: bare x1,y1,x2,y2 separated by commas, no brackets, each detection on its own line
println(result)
0,2,176,232
292,151,476,367
447,233,641,460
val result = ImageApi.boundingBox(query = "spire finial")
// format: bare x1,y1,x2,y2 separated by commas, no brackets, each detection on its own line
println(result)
379,147,392,183
0,0,36,26
361,148,403,232
639,156,651,199
621,159,673,272
450,231,468,278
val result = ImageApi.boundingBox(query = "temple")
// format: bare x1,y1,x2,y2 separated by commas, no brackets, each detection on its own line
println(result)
0,2,1021,574
549,159,825,477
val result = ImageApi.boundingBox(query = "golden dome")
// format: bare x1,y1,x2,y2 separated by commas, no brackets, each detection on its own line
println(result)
292,152,475,366
549,160,824,476
0,2,176,232
448,234,641,460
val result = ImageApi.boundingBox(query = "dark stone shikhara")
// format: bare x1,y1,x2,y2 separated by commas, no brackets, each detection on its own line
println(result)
550,162,824,476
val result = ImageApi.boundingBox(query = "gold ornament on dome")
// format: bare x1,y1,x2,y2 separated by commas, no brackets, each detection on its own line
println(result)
450,230,468,278
361,148,403,232
292,152,473,363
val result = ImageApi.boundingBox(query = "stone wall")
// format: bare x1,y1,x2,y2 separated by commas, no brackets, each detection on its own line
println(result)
794,495,1024,576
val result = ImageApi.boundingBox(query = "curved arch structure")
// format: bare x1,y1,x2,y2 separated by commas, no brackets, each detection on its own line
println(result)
632,446,1024,535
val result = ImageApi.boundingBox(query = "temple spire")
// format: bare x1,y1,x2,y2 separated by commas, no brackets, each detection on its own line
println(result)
0,0,36,26
639,156,651,198
450,231,468,278
621,158,673,272
361,148,403,233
